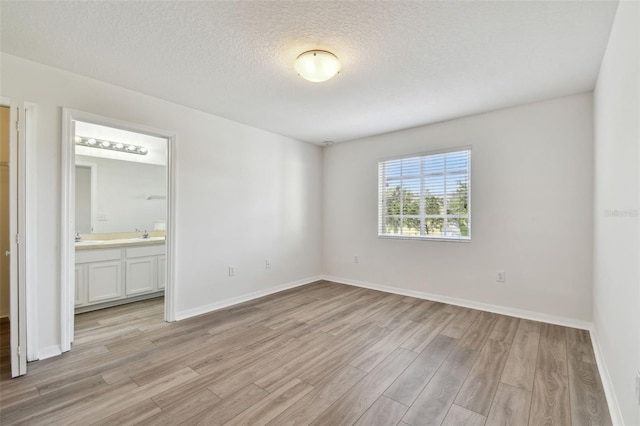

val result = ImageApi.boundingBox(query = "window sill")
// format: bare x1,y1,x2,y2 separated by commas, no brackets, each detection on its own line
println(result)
378,235,471,243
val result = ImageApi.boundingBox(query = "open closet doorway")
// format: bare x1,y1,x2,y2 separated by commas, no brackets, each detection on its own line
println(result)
61,109,175,352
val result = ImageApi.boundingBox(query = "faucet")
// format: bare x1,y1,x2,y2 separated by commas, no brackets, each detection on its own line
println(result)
141,230,149,239
75,232,82,242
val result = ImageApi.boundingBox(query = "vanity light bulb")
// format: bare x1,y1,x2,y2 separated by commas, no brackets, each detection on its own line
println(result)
73,136,82,143
87,138,97,145
101,141,111,147
115,143,124,149
139,147,148,154
128,145,136,151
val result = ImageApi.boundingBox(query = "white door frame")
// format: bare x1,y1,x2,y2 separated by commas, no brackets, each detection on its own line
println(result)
60,108,177,352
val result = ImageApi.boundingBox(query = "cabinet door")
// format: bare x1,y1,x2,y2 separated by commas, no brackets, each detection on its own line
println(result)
74,265,87,306
157,255,166,290
126,257,156,296
87,261,123,303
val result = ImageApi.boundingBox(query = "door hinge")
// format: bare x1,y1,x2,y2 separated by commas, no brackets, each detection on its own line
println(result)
17,346,21,357
15,234,21,245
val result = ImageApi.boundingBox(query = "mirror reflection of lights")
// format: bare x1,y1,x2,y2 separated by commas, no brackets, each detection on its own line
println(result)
74,136,149,156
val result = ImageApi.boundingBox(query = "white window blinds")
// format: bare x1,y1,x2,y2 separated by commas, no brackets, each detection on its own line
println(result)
378,147,471,241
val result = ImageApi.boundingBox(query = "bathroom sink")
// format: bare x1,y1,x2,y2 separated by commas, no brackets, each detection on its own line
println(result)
103,237,165,244
75,240,105,246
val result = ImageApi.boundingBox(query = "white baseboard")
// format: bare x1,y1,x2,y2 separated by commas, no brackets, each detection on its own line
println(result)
589,327,625,426
38,345,62,361
175,275,324,321
321,275,593,330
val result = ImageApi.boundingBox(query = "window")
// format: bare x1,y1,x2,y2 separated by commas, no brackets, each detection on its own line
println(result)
378,147,471,241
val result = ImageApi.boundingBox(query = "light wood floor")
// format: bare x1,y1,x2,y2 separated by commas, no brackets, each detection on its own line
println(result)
0,281,611,425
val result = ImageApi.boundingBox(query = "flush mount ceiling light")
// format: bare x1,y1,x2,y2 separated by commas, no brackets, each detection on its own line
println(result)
294,50,341,83
74,136,148,156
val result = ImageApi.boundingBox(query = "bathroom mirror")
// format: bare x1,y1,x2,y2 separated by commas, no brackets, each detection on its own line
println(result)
74,121,168,234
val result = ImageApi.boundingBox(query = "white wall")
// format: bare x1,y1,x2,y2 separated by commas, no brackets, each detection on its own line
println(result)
76,155,167,233
0,53,323,355
593,1,640,425
323,93,594,322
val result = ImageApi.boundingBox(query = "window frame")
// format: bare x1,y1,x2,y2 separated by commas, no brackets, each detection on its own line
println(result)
377,146,472,242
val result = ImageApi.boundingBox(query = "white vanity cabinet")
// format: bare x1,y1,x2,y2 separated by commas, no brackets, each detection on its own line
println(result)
125,245,165,296
75,243,165,311
75,249,124,306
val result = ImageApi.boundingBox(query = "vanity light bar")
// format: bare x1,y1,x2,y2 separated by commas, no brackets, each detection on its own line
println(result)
74,136,148,156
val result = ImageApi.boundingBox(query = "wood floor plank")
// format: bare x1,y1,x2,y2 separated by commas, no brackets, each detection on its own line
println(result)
4,379,141,426
455,338,511,415
501,319,540,391
400,310,455,353
458,311,498,350
91,399,161,426
0,283,612,426
141,389,221,424
565,327,596,364
528,323,571,426
56,367,200,425
353,396,409,426
485,383,532,426
224,379,314,426
0,374,109,424
349,320,420,372
298,325,388,386
267,365,366,426
384,334,457,406
488,315,519,343
181,384,268,426
208,338,312,399
441,308,481,338
402,345,477,426
441,404,487,426
311,348,418,426
567,348,612,426
253,344,329,393
0,383,41,409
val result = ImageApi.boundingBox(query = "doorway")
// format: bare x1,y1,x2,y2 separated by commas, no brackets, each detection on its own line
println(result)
61,109,176,352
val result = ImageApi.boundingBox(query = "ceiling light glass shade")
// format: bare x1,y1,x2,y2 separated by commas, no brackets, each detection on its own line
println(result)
295,50,341,83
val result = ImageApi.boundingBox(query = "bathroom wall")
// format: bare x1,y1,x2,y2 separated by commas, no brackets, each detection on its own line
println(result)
76,154,167,233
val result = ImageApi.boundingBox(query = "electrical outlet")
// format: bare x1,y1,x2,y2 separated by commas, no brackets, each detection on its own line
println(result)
496,270,505,282
636,371,640,405
228,266,235,277
354,256,359,264
98,213,108,221
265,260,271,269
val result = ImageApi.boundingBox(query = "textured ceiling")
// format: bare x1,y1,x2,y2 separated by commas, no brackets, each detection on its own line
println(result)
0,1,618,144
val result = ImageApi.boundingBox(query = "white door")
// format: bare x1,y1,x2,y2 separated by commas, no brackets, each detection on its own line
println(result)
3,100,27,377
